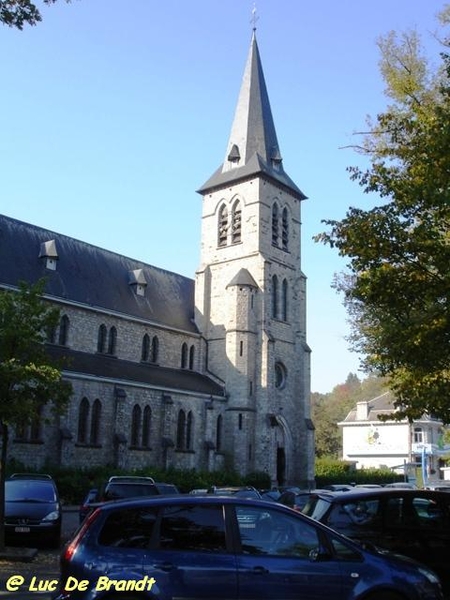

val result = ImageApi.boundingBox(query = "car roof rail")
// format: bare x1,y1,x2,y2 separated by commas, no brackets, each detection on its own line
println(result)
9,473,53,480
107,475,155,484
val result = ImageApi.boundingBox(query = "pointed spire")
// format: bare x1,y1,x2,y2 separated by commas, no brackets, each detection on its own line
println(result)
224,30,281,170
198,31,306,200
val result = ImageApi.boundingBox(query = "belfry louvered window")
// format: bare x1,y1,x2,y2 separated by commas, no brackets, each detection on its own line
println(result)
272,203,279,246
231,200,242,243
218,204,228,247
282,207,289,251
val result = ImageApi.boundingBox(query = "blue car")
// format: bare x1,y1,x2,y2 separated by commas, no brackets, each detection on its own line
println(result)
57,494,443,600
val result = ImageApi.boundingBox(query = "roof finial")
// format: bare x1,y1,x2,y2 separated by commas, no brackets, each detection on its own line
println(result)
251,3,259,31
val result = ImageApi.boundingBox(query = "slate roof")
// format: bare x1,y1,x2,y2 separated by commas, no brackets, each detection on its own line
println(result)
342,391,396,423
341,391,441,424
197,32,306,201
47,345,225,397
0,213,197,333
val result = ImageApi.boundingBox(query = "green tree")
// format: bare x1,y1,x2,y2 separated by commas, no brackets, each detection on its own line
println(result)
0,280,72,549
0,0,71,29
315,13,450,424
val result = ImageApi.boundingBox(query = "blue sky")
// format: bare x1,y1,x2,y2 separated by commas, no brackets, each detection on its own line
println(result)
0,0,445,393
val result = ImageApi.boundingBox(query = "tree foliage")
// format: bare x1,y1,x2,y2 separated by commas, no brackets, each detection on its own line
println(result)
315,12,450,423
0,280,72,549
0,0,71,29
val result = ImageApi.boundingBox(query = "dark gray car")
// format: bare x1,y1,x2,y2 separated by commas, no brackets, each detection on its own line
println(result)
5,473,61,548
303,487,450,595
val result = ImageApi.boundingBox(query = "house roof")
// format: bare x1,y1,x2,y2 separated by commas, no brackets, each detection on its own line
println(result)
47,345,225,398
197,32,306,201
0,213,197,333
341,390,442,424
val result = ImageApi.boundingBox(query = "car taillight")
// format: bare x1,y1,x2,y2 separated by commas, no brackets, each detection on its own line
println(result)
63,507,100,562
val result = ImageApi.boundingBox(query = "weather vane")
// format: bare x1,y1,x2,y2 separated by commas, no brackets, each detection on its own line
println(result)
251,3,259,31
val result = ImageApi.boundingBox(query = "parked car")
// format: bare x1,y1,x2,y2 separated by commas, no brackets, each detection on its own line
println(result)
322,484,354,492
78,476,179,523
207,485,262,499
57,494,443,600
302,487,450,594
384,482,417,489
5,473,61,548
278,489,322,512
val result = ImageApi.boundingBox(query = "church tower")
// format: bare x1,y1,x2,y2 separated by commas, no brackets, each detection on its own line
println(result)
196,30,314,487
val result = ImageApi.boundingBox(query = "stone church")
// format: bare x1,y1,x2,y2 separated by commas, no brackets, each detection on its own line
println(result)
0,31,314,487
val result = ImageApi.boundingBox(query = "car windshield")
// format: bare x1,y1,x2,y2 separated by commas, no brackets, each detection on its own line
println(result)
6,480,56,502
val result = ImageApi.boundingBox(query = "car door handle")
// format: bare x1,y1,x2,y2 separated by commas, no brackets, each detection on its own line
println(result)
251,566,269,574
152,562,173,572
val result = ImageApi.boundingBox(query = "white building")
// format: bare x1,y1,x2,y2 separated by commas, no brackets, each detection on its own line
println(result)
339,391,445,482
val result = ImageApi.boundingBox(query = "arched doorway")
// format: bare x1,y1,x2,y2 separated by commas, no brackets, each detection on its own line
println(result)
276,447,286,486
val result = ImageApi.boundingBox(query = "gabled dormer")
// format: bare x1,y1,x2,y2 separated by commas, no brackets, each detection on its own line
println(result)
39,239,58,270
128,268,148,297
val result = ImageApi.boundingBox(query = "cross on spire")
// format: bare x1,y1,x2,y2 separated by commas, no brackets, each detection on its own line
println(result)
251,3,259,31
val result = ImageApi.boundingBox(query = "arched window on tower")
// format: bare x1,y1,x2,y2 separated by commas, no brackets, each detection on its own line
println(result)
216,414,223,451
181,343,188,368
58,314,70,346
186,411,193,450
176,409,186,449
131,404,142,447
282,278,288,321
282,207,289,251
218,204,228,247
77,397,90,444
90,399,101,445
151,336,159,363
189,345,195,370
108,326,117,355
97,324,107,353
272,203,279,246
231,200,242,243
141,334,150,362
272,275,278,319
142,405,152,448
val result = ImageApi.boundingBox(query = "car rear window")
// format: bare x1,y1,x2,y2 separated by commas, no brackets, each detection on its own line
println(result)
159,504,227,553
98,507,158,548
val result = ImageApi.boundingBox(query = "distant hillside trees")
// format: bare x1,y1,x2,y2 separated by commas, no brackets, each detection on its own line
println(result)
313,374,388,457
